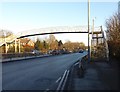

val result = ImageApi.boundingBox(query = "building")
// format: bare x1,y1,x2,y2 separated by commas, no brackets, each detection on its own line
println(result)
20,38,34,47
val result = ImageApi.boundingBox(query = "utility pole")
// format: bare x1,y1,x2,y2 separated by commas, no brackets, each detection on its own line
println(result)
88,0,90,62
91,19,95,58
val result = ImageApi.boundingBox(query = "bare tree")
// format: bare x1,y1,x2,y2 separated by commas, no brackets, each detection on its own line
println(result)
0,29,13,38
106,12,120,60
106,13,120,41
48,34,58,50
63,41,85,52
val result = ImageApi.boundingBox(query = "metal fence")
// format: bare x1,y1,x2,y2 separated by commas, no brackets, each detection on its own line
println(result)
1,52,43,59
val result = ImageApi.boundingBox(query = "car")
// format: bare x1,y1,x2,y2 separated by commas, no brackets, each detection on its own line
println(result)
47,50,53,54
79,49,84,53
31,50,41,55
51,50,59,55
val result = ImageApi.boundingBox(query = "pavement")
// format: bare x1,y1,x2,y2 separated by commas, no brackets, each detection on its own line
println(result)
66,59,120,91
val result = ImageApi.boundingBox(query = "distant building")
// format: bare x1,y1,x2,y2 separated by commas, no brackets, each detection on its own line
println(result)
20,38,34,47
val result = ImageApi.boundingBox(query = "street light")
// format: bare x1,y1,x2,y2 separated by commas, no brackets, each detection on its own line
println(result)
90,17,96,58
92,17,96,35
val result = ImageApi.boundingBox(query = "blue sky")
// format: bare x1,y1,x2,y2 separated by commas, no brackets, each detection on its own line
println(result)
0,2,119,45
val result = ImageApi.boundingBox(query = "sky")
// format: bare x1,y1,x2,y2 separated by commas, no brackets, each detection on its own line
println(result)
0,1,119,45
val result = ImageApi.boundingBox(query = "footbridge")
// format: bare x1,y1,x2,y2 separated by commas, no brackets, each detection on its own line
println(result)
0,25,101,47
0,25,109,61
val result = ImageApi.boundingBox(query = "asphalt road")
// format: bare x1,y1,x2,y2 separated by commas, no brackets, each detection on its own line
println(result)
2,52,87,90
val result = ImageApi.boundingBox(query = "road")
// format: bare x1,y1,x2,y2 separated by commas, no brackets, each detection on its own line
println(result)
2,52,87,90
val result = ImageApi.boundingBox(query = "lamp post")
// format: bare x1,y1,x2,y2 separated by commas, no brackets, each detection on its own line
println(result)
91,18,96,58
88,0,90,62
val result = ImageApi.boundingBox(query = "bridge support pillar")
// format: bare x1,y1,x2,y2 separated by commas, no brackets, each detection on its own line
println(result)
15,39,17,53
4,36,8,53
5,42,8,53
96,34,98,46
18,39,21,53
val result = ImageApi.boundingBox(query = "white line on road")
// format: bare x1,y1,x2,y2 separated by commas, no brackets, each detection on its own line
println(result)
44,88,49,92
74,62,79,66
55,77,61,83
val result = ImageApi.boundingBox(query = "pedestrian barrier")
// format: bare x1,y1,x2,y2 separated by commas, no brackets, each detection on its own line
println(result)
1,53,52,62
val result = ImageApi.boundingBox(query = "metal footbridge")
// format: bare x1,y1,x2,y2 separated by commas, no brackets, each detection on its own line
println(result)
0,25,101,46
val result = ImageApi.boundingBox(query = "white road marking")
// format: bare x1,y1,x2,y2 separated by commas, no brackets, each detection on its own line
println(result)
44,88,49,92
55,77,61,83
74,62,79,66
